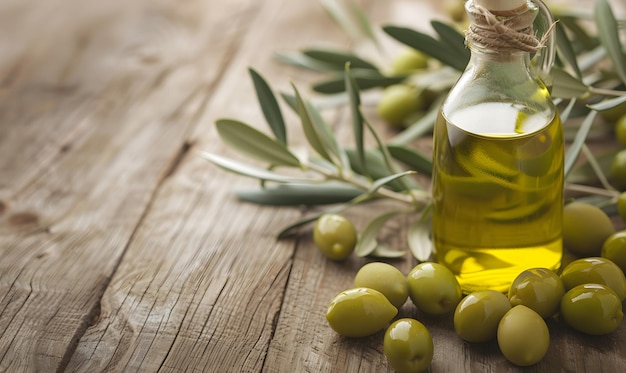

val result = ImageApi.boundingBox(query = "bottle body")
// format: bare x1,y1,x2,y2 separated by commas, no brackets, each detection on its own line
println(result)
432,44,564,293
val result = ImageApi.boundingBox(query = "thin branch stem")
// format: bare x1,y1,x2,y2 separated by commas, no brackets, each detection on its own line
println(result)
589,87,626,97
565,182,620,199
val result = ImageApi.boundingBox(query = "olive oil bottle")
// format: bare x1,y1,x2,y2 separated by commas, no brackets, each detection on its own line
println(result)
432,0,563,293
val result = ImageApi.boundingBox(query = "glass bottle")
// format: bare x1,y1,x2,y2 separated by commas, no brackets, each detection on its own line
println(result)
432,0,563,293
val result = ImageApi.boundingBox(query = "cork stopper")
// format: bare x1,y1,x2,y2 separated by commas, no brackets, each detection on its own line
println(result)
474,0,528,14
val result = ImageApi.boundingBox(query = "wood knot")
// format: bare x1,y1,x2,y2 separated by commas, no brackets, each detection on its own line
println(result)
9,211,40,226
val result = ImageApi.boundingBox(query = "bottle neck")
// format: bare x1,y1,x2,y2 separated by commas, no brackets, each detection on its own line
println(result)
464,0,541,54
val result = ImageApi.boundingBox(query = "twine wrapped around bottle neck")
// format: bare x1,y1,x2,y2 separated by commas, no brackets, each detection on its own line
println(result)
465,3,556,53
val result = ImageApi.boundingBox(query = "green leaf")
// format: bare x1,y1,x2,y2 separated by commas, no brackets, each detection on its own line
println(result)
215,119,300,167
249,68,287,143
431,21,470,62
345,148,419,191
274,51,339,72
368,171,416,195
292,84,334,162
369,246,406,259
595,0,626,83
383,25,468,71
588,95,626,111
407,211,433,262
313,70,405,94
550,67,590,99
280,92,298,112
559,98,577,123
236,183,362,206
345,64,366,176
306,99,351,172
387,145,433,174
303,48,379,71
555,22,582,79
558,16,599,51
200,152,313,183
564,110,599,177
355,210,404,257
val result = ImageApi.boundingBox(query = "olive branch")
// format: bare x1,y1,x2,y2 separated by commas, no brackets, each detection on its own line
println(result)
202,0,626,260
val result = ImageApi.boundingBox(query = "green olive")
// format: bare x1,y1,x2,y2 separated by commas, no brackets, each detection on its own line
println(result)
508,268,565,318
497,305,550,367
326,287,398,338
560,284,624,335
354,262,409,309
407,262,462,316
453,290,511,343
377,84,422,126
602,230,626,275
615,115,626,147
384,318,434,373
390,48,429,75
560,257,626,300
610,149,626,190
563,202,614,256
313,214,357,261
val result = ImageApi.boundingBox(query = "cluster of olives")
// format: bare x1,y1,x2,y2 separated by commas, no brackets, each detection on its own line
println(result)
326,258,625,370
316,209,626,371
325,262,459,372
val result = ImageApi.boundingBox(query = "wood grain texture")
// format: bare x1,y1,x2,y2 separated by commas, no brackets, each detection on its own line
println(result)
0,0,625,372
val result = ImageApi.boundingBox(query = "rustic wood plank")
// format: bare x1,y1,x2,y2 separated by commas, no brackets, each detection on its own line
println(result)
65,0,349,371
0,0,259,370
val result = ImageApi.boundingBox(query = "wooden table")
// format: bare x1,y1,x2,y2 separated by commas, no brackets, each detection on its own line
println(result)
1,0,625,371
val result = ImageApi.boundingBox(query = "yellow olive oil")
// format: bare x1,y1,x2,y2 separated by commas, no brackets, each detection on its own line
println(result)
432,103,563,293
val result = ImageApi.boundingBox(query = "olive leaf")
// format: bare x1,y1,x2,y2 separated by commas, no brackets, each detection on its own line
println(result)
407,204,433,262
292,84,335,164
594,0,626,84
367,171,417,195
303,48,379,71
564,110,599,178
312,70,405,94
274,51,338,72
355,210,405,257
236,183,362,206
200,152,313,183
588,95,626,111
249,68,287,143
383,25,469,71
387,144,433,175
550,67,589,99
215,119,300,167
431,20,470,63
369,246,406,259
555,22,582,79
345,63,367,176
557,15,599,52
